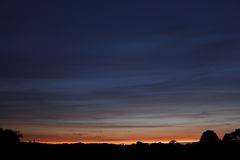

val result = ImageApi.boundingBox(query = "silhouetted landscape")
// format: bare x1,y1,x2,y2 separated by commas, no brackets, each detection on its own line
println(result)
1,1,240,160
1,128,240,160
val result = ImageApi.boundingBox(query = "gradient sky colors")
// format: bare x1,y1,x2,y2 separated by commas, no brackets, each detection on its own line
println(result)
0,0,240,144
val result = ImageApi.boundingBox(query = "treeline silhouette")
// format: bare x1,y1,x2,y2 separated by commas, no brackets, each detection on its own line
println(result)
0,128,22,144
0,128,240,160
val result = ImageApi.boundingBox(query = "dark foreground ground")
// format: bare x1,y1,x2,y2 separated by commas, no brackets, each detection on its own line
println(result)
1,142,239,160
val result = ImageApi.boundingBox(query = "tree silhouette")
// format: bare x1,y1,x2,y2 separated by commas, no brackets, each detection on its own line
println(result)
169,140,177,144
223,133,233,142
232,129,240,141
200,130,219,144
223,128,240,142
0,128,23,144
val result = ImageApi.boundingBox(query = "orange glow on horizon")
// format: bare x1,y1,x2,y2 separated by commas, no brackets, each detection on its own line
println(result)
22,138,199,144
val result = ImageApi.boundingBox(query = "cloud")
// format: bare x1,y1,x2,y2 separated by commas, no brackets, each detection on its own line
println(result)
1,0,240,142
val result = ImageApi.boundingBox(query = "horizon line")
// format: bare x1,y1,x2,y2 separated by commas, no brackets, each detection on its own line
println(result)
22,139,199,145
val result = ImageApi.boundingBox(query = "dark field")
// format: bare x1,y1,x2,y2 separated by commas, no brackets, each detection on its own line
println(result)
1,141,239,160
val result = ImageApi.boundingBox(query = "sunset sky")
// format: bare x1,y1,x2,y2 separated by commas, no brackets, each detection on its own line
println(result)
0,0,240,144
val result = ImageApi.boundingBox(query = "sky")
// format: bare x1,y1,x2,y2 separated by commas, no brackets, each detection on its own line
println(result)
0,0,240,144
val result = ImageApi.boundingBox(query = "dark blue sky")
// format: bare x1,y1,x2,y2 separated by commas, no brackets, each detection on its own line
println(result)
0,0,240,143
